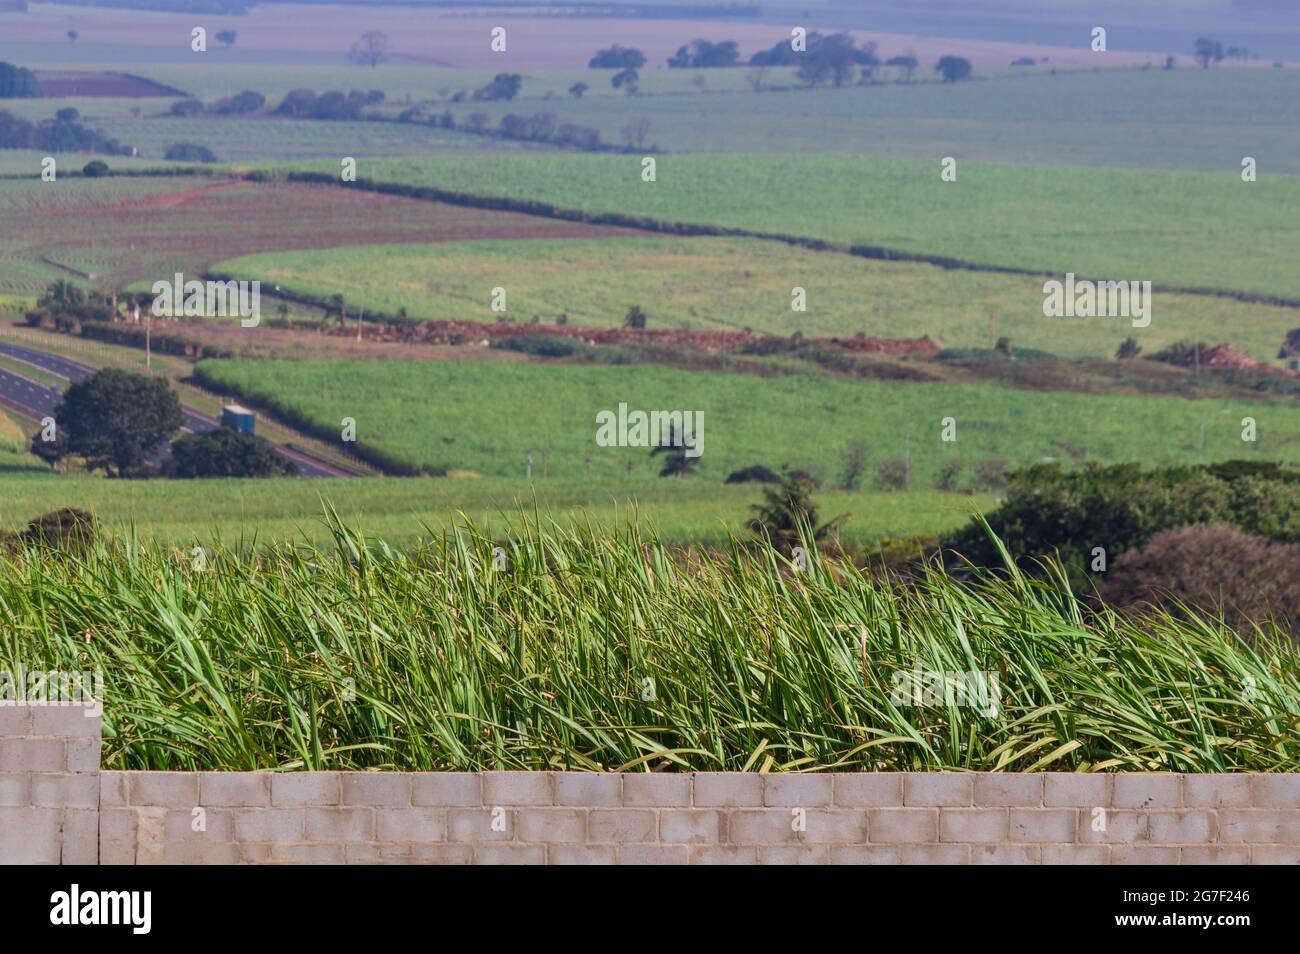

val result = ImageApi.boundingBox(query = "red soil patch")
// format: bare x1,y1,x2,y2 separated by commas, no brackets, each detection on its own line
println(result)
325,315,940,358
5,178,643,290
1163,343,1283,373
32,71,186,98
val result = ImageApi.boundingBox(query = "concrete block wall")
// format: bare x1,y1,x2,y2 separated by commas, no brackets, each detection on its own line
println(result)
3,705,1299,864
0,704,101,864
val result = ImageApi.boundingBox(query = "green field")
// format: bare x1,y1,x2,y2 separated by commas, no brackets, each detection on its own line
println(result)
0,473,989,547
193,358,1300,483
217,236,1300,362
264,154,1300,300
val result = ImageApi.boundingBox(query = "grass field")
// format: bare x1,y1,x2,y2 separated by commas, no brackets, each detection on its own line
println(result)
0,473,989,547
193,358,1300,482
265,154,1300,301
216,237,1300,362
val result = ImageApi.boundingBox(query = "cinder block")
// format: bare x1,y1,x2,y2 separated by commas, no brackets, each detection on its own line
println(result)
164,807,233,842
940,808,1008,843
972,845,1040,864
974,774,1043,807
758,846,828,865
1112,774,1181,810
0,706,32,736
904,773,972,807
99,808,138,842
408,845,473,864
475,845,546,865
0,774,28,807
1077,810,1151,845
100,772,128,807
65,738,101,773
304,807,375,842
587,809,656,843
1042,845,1109,865
447,808,514,843
159,842,243,864
341,773,411,807
199,772,270,807
1146,811,1215,844
1184,775,1251,808
1250,775,1300,809
0,738,64,772
658,809,724,844
481,771,553,806
1181,846,1250,864
1079,810,1214,845
763,774,832,807
1009,809,1077,843
516,808,587,844
1110,845,1180,865
376,808,447,843
61,809,99,864
692,773,762,807
555,773,620,807
729,809,800,845
548,845,616,865
829,846,900,864
688,845,758,865
233,808,305,842
621,773,690,807
1218,810,1300,844
32,706,101,738
31,773,98,808
271,844,344,864
129,772,198,807
411,773,481,807
833,774,903,807
1043,773,1109,807
801,810,869,845
0,807,62,863
899,844,969,864
1250,846,1300,864
99,840,136,865
617,845,689,865
271,773,340,808
867,808,938,844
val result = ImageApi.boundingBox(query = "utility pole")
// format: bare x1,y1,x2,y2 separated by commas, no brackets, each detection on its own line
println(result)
526,448,533,479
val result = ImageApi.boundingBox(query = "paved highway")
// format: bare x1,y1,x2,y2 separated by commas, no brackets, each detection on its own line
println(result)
0,341,347,478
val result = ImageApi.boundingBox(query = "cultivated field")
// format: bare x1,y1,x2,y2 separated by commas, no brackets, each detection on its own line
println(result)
216,237,1300,363
193,358,1300,481
267,154,1300,300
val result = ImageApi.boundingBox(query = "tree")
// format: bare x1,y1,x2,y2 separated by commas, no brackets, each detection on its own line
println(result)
0,61,42,98
167,428,297,478
81,159,109,177
1116,336,1142,359
170,98,203,117
328,293,346,327
612,68,639,94
667,39,739,69
164,142,218,162
797,32,864,87
568,81,589,99
212,90,264,114
1194,37,1225,69
885,53,918,82
472,73,522,101
650,422,697,478
838,442,871,491
588,45,645,69
55,106,78,122
935,56,973,82
349,31,389,68
216,30,237,48
619,117,653,149
51,369,183,477
623,304,647,329
747,471,848,552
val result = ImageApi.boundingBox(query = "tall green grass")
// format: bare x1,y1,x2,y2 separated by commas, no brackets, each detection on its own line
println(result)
2,512,1295,772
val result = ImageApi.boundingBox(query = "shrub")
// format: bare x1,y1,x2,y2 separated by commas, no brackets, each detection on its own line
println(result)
489,335,589,359
81,159,109,177
838,442,871,491
623,305,647,329
726,464,780,484
1,508,97,554
748,471,848,551
169,98,204,117
936,458,963,492
588,45,646,69
164,142,218,162
167,428,297,478
877,458,908,491
973,458,1008,492
1098,524,1300,638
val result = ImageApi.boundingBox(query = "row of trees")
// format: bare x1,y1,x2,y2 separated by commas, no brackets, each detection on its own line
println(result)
0,61,41,98
0,108,133,154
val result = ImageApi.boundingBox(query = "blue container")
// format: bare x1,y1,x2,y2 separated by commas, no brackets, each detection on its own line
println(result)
220,404,256,434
